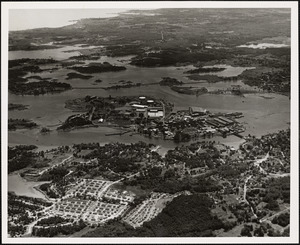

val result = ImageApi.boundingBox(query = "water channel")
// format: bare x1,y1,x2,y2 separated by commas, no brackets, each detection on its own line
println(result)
7,45,290,197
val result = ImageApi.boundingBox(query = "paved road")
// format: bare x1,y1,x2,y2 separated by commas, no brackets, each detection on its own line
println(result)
243,175,252,202
260,207,290,223
22,204,54,237
268,172,290,178
253,152,269,174
39,155,73,175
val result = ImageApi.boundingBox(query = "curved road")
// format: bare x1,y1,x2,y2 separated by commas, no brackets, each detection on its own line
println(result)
253,152,269,174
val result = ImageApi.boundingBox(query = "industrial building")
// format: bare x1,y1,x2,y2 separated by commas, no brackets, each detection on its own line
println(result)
189,106,207,116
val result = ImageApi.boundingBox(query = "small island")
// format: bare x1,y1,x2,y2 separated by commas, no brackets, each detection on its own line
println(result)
40,127,51,134
66,72,93,80
159,77,183,86
171,86,208,95
9,58,72,95
158,77,207,96
59,95,172,131
8,103,29,111
185,67,226,74
186,74,222,82
8,118,38,131
70,62,126,74
105,80,142,90
9,81,72,96
186,74,238,83
57,114,93,131
69,54,101,61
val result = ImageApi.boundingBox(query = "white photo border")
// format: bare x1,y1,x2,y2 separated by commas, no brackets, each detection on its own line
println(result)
1,1,299,244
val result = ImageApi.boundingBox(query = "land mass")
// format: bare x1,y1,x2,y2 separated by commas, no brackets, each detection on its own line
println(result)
159,77,183,86
8,118,37,131
66,73,93,80
70,62,126,74
8,103,29,111
9,58,72,95
184,67,226,74
9,9,291,95
7,129,290,238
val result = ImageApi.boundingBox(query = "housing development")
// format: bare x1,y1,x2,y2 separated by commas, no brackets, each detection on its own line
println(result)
8,129,290,237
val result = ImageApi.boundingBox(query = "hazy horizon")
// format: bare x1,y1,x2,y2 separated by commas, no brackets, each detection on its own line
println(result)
9,9,135,31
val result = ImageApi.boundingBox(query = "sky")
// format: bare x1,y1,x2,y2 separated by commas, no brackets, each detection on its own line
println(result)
9,9,132,31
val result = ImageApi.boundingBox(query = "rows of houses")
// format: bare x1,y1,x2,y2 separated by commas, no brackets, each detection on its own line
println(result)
83,201,127,224
65,178,112,200
122,192,187,228
48,198,128,224
103,188,135,204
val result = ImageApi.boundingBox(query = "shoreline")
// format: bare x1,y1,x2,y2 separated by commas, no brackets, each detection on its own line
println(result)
8,121,289,154
32,185,51,201
8,173,51,201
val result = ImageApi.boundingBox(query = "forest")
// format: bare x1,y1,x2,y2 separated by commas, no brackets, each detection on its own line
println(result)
8,145,37,173
33,219,86,237
84,194,223,237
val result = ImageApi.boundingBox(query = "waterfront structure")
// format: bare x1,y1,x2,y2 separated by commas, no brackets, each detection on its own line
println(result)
189,106,207,116
147,107,164,118
131,99,164,118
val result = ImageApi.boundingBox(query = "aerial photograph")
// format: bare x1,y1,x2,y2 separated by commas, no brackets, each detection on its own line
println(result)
2,1,298,243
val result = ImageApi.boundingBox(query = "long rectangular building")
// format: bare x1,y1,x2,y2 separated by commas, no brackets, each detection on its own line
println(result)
218,116,234,124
